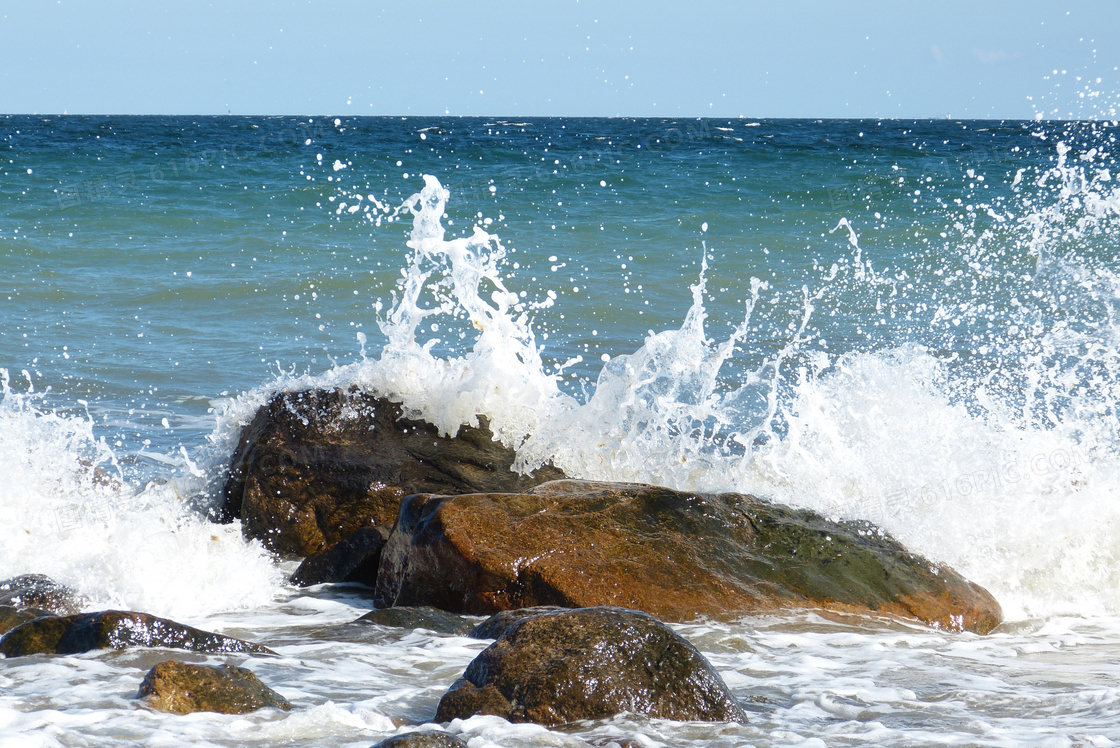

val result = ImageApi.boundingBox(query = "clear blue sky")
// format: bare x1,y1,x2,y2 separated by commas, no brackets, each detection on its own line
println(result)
3,1,1118,118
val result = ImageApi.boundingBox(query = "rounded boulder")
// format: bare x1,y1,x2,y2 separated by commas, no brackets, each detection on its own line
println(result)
435,607,747,727
138,660,291,715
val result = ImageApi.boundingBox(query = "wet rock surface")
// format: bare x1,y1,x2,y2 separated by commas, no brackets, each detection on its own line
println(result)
435,606,747,726
291,526,389,587
0,606,50,635
371,731,468,748
376,480,1002,633
0,574,84,615
0,610,276,657
469,607,563,640
355,607,475,636
220,388,565,557
138,660,291,714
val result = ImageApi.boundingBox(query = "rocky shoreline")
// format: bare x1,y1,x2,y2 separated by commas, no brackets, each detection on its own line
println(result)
0,387,1004,738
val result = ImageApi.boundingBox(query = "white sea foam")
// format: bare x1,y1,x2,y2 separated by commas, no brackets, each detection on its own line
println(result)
278,174,577,450
0,371,282,619
5,596,1120,746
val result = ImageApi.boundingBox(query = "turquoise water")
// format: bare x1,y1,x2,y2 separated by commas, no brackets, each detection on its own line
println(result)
2,115,1120,745
5,117,1101,449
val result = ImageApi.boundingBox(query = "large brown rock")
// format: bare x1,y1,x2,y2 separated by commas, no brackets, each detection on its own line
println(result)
220,388,565,557
435,607,747,726
0,610,275,657
138,660,292,715
375,480,1002,634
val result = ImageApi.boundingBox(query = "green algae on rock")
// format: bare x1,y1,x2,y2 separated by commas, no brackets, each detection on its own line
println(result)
0,606,51,636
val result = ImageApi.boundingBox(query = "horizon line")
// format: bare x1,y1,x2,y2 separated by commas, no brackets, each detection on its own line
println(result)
2,112,1112,123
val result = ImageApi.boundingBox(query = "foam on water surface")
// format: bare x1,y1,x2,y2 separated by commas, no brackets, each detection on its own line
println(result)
5,597,1120,746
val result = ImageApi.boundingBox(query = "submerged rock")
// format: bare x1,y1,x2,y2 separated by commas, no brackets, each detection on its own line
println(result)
138,660,291,714
0,574,84,615
371,731,468,748
220,388,565,557
291,526,389,587
0,610,275,657
376,480,1002,634
355,607,474,636
435,606,747,726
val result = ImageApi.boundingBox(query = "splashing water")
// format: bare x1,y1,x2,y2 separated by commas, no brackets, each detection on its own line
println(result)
319,143,1120,620
338,175,577,448
0,371,282,618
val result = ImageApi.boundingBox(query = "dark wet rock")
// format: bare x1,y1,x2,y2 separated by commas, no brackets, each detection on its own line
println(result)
220,388,566,557
370,731,468,748
291,527,389,587
435,607,747,726
0,606,51,635
376,480,1002,634
138,660,291,714
355,606,474,636
469,607,563,640
0,574,84,615
0,610,276,657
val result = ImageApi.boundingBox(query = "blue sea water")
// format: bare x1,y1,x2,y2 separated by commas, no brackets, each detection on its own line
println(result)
1,115,1120,745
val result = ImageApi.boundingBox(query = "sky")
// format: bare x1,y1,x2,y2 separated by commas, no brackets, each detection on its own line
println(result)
2,1,1118,119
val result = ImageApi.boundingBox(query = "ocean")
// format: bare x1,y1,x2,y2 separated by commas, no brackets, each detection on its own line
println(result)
1,114,1119,745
